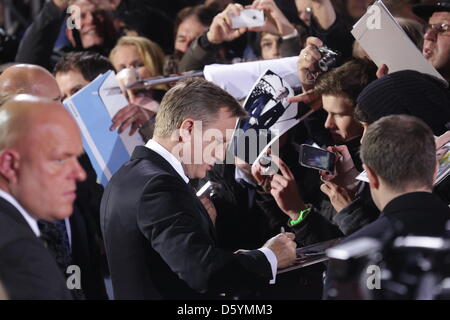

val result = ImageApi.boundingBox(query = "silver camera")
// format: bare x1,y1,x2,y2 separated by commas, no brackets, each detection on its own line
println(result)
318,46,340,72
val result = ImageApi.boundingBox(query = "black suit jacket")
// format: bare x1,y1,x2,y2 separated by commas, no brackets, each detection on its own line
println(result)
0,197,72,300
100,146,273,300
325,192,450,299
71,154,108,299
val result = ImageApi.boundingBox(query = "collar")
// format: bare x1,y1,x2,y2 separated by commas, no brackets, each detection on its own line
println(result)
235,166,257,187
145,139,189,184
382,192,437,217
0,189,40,237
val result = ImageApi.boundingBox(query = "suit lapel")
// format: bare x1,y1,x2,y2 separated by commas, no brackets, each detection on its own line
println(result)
131,146,218,241
0,197,38,239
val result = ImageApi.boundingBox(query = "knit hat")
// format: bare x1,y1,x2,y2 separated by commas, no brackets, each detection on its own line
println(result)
356,70,450,135
413,0,450,21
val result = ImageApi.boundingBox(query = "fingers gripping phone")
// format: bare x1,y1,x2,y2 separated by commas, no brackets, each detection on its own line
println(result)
229,9,265,29
299,144,336,172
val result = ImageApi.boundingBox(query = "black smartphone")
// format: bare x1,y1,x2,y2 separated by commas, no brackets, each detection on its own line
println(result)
299,144,336,172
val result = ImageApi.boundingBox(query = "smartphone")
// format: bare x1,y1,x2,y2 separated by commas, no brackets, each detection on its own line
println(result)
229,9,265,29
299,144,336,172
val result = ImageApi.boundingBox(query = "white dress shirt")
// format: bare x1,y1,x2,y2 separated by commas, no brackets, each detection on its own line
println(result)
146,139,189,183
145,139,278,283
0,189,40,237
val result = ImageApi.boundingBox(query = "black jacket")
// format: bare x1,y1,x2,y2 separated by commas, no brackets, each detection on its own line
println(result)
100,146,273,299
325,192,450,299
0,197,72,300
72,154,108,299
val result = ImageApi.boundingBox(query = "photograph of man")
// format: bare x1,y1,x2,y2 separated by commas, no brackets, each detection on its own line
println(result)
241,70,297,132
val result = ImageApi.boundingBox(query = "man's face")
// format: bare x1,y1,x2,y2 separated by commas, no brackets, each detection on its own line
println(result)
183,108,237,179
423,12,450,78
175,16,208,54
55,69,89,101
71,0,105,49
13,113,86,221
322,95,362,143
260,33,281,60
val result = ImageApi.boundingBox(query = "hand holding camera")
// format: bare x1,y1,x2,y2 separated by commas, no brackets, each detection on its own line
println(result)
207,3,248,45
298,37,340,91
248,0,297,37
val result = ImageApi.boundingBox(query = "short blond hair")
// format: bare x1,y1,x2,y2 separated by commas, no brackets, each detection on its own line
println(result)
154,78,246,138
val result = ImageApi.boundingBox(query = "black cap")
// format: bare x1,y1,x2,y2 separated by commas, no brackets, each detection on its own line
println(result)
413,0,450,21
356,70,450,136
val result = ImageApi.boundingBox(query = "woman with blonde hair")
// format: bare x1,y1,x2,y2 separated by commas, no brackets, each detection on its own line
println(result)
110,36,167,140
110,36,166,80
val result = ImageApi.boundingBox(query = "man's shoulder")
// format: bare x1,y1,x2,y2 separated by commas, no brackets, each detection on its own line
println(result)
342,215,392,244
0,202,34,245
108,146,172,181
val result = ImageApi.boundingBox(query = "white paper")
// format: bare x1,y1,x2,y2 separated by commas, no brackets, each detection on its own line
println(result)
204,56,301,100
351,0,447,86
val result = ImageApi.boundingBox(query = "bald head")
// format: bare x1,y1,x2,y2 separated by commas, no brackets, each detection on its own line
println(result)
0,95,78,149
0,94,86,221
0,64,61,103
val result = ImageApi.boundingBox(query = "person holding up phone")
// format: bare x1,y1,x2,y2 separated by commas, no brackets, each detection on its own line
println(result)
179,0,302,71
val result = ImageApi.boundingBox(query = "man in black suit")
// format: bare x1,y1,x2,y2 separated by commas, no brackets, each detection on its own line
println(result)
0,64,108,299
325,115,450,299
101,78,297,299
0,95,86,299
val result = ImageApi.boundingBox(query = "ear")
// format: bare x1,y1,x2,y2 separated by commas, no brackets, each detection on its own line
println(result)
363,164,380,190
66,28,76,47
179,118,194,143
0,150,20,184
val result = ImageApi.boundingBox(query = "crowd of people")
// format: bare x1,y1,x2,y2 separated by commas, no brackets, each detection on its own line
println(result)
0,0,449,300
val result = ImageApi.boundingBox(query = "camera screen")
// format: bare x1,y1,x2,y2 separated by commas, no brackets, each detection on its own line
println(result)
301,145,335,171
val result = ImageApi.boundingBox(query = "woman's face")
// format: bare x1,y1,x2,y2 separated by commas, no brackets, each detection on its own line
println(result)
111,44,152,79
260,33,281,60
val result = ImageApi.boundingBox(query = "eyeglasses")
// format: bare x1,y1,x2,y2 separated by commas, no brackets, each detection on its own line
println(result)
425,23,450,35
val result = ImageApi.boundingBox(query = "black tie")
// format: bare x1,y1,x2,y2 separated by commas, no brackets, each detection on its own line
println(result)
38,219,72,274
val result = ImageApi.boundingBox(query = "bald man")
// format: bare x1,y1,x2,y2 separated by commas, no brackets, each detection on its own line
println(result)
0,64,61,102
0,95,86,299
0,63,108,300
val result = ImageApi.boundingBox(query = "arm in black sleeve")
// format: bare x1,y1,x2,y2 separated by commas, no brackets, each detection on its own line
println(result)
309,14,354,61
290,205,343,247
178,33,222,72
15,0,66,69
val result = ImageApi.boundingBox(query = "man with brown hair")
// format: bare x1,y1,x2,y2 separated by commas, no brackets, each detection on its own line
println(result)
313,58,378,144
325,114,450,299
101,77,297,299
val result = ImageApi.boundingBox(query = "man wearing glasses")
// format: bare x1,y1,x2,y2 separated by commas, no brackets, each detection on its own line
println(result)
414,0,450,81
